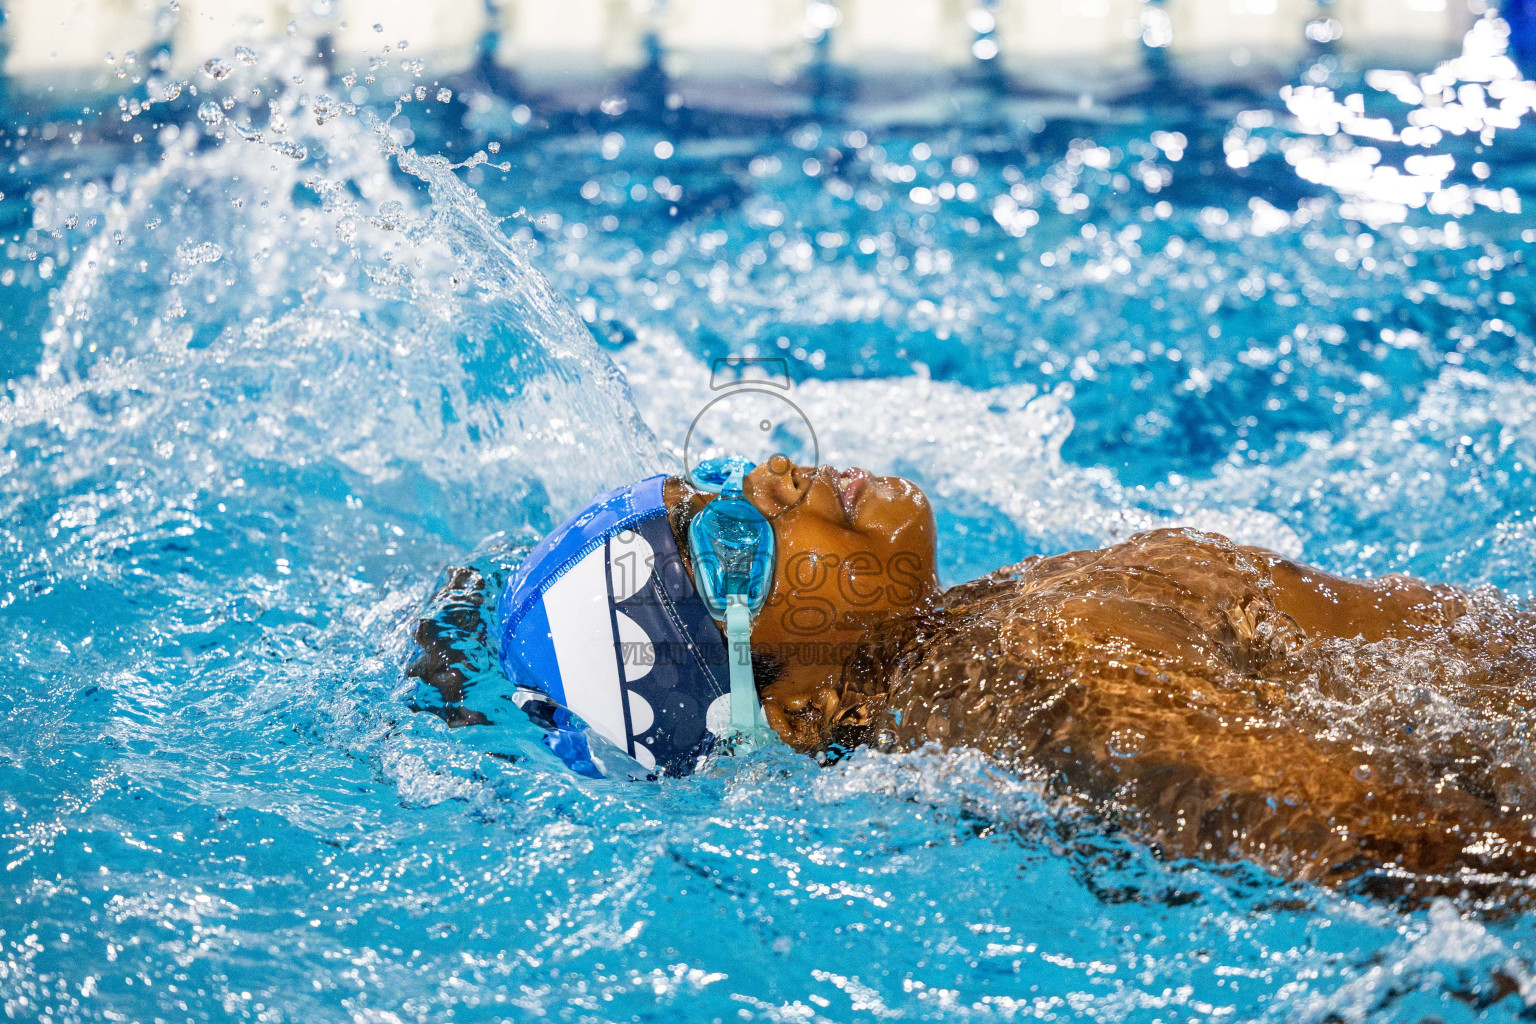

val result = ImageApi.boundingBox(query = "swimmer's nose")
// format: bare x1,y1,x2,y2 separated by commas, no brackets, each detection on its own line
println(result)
746,454,813,513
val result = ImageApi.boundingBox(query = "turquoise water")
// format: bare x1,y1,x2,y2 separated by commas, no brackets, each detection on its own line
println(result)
4,20,1536,1023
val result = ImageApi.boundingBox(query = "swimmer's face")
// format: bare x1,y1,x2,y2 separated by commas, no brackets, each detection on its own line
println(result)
742,455,939,660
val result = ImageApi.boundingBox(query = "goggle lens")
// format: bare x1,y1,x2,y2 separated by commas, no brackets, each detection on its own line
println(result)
687,456,775,620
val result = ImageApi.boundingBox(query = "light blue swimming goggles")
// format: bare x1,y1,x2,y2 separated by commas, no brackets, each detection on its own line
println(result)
686,456,780,749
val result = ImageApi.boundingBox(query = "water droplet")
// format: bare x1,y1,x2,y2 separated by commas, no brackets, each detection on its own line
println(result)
234,46,257,65
312,94,355,126
197,102,223,126
201,57,233,81
1353,764,1373,781
373,22,383,32
175,241,224,266
376,200,405,230
436,87,451,104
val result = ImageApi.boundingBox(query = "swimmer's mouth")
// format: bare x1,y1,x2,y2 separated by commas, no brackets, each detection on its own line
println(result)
832,466,869,522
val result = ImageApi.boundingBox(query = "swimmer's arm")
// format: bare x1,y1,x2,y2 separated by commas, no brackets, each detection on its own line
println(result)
978,659,1532,882
1238,547,1464,642
407,565,492,725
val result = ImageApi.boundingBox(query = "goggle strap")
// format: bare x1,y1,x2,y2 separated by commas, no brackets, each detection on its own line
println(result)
725,595,775,746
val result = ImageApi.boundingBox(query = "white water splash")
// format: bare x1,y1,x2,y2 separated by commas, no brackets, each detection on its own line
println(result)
3,75,661,579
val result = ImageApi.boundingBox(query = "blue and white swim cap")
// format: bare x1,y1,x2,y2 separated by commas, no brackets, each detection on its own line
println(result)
494,475,732,777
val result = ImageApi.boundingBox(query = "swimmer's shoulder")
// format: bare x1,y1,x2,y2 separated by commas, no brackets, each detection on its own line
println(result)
943,528,1258,604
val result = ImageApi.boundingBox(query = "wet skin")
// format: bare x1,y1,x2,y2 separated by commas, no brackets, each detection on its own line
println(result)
674,459,1536,895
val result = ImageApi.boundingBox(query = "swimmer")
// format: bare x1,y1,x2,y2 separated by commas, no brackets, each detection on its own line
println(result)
409,458,1536,900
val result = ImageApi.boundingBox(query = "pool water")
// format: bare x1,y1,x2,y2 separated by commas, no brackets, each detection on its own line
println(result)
4,18,1536,1024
